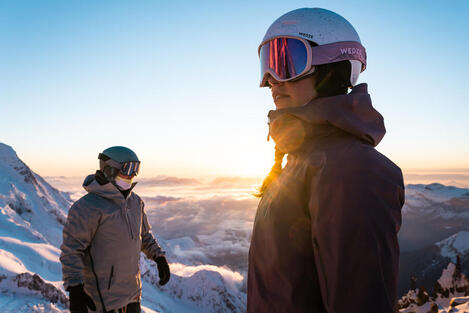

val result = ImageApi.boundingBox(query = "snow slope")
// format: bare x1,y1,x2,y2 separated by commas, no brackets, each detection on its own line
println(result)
0,143,246,312
0,144,73,311
436,231,469,262
0,143,72,246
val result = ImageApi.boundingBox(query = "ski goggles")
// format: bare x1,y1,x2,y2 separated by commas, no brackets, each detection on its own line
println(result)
258,36,367,87
98,153,140,177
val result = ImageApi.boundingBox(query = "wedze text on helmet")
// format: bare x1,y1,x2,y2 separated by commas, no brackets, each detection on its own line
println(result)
298,32,314,40
340,47,363,57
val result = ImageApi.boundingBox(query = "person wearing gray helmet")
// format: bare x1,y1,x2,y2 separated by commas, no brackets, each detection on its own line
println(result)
248,8,405,313
60,146,170,313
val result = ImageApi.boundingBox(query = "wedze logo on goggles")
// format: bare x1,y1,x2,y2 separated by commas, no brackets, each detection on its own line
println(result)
98,153,140,177
259,36,366,87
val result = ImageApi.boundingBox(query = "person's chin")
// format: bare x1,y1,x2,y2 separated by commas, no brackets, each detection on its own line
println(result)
274,97,295,109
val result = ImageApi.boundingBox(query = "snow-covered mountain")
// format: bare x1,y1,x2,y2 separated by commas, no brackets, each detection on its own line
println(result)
399,231,469,297
398,184,469,297
399,183,469,252
0,143,72,246
0,143,72,311
0,143,246,312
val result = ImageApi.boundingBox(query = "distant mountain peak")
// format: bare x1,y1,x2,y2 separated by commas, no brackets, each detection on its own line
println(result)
0,143,17,157
424,183,447,190
0,142,72,245
403,184,469,220
0,143,38,186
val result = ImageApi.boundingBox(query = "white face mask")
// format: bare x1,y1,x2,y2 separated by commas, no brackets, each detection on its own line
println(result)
115,175,133,190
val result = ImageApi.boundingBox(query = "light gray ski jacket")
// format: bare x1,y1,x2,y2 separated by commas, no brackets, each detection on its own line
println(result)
60,174,165,312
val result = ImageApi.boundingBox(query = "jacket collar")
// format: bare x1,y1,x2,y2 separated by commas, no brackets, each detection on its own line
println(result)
82,174,136,203
267,83,386,154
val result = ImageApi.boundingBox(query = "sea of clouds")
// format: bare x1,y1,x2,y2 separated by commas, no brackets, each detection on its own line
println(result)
45,171,469,292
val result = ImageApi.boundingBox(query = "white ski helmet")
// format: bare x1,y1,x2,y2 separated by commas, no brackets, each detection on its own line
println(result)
259,8,366,87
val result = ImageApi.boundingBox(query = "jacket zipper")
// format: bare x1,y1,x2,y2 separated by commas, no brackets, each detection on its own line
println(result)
108,265,114,290
313,237,329,310
123,203,134,240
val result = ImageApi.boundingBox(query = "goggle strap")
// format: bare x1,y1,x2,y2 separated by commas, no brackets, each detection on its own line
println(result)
98,153,122,170
106,159,123,170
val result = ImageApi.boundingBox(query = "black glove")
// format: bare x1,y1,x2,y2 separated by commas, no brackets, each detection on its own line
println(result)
154,256,170,285
67,284,96,313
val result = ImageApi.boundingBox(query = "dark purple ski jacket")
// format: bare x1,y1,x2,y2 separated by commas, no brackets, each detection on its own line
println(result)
247,84,405,313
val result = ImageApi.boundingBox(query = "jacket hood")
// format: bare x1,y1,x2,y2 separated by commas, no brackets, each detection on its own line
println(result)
83,174,129,203
268,83,385,152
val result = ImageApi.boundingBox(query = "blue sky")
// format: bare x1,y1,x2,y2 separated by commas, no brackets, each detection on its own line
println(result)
1,0,468,177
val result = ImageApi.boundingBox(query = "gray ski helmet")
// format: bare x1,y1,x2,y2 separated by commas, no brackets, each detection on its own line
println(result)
101,146,139,163
98,146,140,178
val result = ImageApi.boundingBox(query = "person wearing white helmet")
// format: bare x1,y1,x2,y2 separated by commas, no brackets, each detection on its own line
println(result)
248,8,404,313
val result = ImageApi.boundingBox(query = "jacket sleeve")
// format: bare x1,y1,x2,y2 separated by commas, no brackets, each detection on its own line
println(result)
59,198,101,290
140,201,165,260
309,164,404,313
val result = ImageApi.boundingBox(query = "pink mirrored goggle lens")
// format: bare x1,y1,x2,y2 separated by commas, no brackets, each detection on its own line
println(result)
260,37,308,84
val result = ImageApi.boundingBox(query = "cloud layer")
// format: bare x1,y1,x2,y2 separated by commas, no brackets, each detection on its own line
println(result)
144,195,258,275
